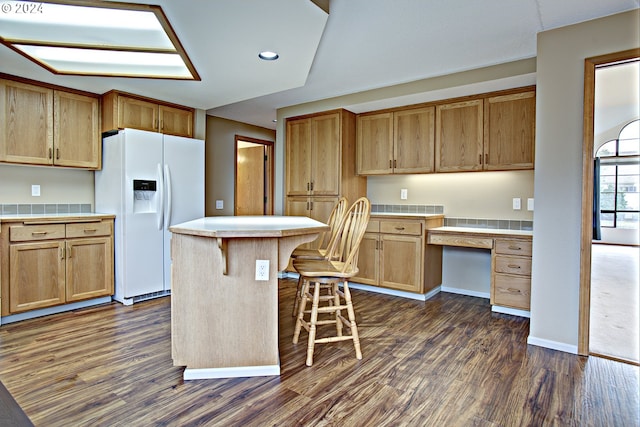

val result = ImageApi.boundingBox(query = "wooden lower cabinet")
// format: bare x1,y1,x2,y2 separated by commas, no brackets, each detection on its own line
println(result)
1,217,114,316
490,238,532,310
353,216,443,294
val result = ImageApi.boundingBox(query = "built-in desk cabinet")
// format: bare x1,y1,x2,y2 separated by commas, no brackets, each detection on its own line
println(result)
0,78,101,169
353,215,443,294
1,218,114,316
101,90,194,138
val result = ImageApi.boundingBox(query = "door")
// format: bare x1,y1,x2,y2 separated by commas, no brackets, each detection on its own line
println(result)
380,234,423,292
286,118,312,196
9,241,66,312
66,237,113,302
54,90,100,168
236,145,265,215
310,113,341,195
163,134,205,291
122,129,164,297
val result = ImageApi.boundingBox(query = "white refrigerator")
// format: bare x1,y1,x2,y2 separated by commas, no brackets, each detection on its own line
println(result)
95,128,204,305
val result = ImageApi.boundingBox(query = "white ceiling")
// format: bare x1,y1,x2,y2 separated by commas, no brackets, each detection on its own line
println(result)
0,0,638,130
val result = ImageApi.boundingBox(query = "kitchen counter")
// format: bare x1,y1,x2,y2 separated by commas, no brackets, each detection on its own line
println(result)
169,216,328,379
0,212,115,223
429,226,533,239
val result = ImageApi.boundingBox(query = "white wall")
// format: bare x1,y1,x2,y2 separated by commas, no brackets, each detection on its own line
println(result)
530,9,640,353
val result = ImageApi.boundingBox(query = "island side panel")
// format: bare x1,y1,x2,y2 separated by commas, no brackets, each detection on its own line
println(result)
171,233,279,369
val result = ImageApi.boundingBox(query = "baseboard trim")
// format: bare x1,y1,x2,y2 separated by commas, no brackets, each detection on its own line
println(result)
1,296,112,325
527,336,578,355
441,286,490,299
492,305,531,318
183,364,280,380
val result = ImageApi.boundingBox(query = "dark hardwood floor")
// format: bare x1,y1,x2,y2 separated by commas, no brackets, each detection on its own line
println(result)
0,278,638,426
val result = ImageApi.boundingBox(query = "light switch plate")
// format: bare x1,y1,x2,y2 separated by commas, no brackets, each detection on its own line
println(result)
527,198,534,211
400,189,408,200
512,197,521,210
215,200,223,209
31,185,40,197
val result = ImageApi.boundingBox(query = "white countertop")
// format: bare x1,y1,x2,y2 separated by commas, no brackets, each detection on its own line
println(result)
169,216,329,238
429,226,533,238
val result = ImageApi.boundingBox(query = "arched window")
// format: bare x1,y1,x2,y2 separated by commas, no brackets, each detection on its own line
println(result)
596,119,639,229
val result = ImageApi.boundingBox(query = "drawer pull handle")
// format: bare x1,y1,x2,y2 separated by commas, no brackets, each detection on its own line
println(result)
83,228,97,233
31,231,48,236
507,264,521,269
508,245,522,250
507,288,521,294
394,227,405,231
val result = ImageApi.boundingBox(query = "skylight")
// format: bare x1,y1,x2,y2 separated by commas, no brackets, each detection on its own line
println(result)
0,1,200,80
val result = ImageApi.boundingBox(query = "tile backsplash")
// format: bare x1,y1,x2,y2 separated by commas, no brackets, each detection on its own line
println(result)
0,203,93,215
370,204,532,231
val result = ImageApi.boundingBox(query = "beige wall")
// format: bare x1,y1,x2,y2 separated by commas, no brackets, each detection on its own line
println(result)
205,115,275,216
0,163,94,205
530,9,639,352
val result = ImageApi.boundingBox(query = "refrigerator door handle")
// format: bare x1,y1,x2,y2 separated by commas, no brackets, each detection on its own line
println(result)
157,163,164,230
164,164,172,228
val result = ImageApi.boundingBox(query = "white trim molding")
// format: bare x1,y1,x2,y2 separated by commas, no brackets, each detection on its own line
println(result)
527,336,578,355
183,364,281,380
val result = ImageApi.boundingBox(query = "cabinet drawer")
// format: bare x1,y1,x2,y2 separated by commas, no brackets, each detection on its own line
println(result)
494,255,531,276
66,221,111,238
380,220,421,236
428,233,493,249
493,273,531,310
366,219,380,233
495,239,532,256
10,224,65,242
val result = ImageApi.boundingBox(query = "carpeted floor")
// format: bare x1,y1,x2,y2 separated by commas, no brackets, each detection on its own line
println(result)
589,244,639,364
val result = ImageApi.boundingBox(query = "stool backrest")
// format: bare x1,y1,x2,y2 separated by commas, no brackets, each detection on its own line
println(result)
315,197,348,251
325,197,371,274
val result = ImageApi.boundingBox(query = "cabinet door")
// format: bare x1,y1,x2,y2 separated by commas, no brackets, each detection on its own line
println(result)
394,107,435,173
117,96,158,132
0,79,53,165
435,99,483,172
66,237,114,302
159,104,193,137
379,234,423,292
484,91,535,170
356,112,393,175
310,113,341,195
9,241,65,313
352,233,379,285
286,197,310,217
286,118,312,196
308,197,338,223
54,91,101,169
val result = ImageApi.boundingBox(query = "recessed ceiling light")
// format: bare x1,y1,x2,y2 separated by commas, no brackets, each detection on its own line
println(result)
0,1,200,80
259,51,279,61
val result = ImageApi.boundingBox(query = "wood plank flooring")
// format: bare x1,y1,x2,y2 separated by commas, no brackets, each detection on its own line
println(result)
0,278,638,426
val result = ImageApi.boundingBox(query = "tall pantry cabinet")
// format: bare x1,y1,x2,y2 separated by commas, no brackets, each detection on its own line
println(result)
285,109,366,230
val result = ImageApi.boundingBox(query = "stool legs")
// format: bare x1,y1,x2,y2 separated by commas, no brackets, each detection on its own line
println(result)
293,278,361,366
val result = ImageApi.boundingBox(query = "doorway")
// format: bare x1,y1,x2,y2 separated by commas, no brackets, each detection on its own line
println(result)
235,136,274,216
579,49,640,363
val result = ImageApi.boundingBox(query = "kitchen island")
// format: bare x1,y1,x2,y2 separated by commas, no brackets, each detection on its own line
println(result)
169,216,329,379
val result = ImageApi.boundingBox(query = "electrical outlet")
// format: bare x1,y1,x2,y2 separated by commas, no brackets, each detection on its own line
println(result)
215,200,223,209
400,189,408,200
527,198,534,211
512,197,521,210
31,184,40,197
255,260,269,281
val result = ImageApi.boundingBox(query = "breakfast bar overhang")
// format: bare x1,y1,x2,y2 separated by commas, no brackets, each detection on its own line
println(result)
169,216,329,380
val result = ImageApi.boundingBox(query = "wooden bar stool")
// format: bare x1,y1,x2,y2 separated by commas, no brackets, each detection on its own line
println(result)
292,197,370,366
290,197,348,316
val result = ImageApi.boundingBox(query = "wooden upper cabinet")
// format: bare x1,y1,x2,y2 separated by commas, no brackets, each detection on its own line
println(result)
394,106,435,173
310,113,341,195
54,91,101,169
484,91,535,170
286,112,341,197
159,104,194,137
357,112,393,175
356,107,435,175
286,118,312,196
0,79,53,165
102,90,194,138
435,99,484,172
117,96,158,133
